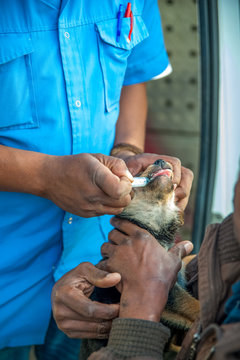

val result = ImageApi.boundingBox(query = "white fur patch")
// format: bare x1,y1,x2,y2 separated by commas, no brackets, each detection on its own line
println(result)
121,192,179,234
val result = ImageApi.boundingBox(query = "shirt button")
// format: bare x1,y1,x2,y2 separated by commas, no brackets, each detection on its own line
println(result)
68,217,73,224
75,100,81,108
64,31,70,38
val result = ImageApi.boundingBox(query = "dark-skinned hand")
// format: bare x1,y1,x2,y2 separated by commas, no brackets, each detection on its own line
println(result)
114,151,194,211
42,153,133,217
51,262,121,339
99,217,193,322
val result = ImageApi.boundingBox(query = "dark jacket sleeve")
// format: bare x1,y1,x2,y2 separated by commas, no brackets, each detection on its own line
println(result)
185,255,199,299
88,318,170,360
213,322,240,360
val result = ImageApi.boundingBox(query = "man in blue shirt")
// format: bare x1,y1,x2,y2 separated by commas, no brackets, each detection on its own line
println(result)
0,0,193,359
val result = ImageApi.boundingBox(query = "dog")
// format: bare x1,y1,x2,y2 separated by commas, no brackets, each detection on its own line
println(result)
80,159,199,358
119,158,183,249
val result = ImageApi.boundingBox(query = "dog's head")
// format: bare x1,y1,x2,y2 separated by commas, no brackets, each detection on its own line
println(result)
118,159,184,248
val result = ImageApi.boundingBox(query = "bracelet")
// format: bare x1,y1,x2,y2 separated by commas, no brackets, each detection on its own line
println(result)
110,143,143,157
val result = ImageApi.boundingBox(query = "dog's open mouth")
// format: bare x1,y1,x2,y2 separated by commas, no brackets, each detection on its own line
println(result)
137,159,174,187
150,168,173,180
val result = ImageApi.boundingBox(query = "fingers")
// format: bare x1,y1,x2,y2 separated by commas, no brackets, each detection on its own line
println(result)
99,154,134,181
76,262,121,289
124,154,193,209
63,327,111,339
101,242,116,259
93,155,133,199
87,203,127,217
46,153,133,217
108,228,127,245
55,290,120,321
126,154,182,184
52,262,121,320
52,262,121,340
175,166,194,211
56,317,113,339
94,194,131,209
110,217,147,236
94,166,132,199
169,241,193,260
157,155,181,186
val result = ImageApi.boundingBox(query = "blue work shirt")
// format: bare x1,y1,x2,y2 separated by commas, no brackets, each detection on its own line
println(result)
0,0,170,348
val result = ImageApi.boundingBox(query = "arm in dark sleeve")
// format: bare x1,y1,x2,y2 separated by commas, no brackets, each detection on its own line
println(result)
88,318,170,360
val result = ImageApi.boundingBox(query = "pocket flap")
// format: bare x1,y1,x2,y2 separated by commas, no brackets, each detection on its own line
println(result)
0,33,34,65
96,15,149,50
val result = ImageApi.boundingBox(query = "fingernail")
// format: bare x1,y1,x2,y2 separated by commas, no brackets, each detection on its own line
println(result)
106,272,121,278
184,242,193,253
125,169,134,182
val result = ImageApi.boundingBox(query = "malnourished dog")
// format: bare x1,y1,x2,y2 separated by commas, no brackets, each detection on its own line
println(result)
80,159,199,358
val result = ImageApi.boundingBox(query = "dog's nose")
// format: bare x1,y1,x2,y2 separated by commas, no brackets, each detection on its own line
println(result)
154,159,166,168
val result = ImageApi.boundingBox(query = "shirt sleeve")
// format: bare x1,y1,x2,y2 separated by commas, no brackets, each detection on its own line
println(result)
123,0,171,85
87,318,170,360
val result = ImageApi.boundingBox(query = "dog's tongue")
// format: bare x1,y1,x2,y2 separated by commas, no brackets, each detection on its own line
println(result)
152,169,172,179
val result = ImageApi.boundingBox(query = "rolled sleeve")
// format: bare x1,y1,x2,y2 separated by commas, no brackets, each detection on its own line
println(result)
124,0,170,85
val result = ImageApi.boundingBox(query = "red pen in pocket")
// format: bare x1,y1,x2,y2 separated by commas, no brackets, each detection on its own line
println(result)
124,2,133,43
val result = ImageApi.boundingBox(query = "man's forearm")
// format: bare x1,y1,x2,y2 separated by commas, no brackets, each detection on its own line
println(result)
0,146,132,216
0,145,48,195
114,83,147,152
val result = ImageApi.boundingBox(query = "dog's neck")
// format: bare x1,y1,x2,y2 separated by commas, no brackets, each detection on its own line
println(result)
118,193,181,249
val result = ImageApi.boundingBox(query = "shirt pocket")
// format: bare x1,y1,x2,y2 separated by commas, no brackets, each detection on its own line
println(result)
0,33,38,130
95,15,149,112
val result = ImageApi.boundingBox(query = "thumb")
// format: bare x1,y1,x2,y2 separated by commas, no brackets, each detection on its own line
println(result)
94,271,121,289
106,157,134,182
94,153,133,182
93,155,133,199
169,241,193,260
80,262,121,288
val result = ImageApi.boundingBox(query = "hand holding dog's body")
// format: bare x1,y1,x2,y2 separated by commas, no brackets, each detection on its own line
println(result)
51,156,194,339
100,218,193,322
51,262,121,339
